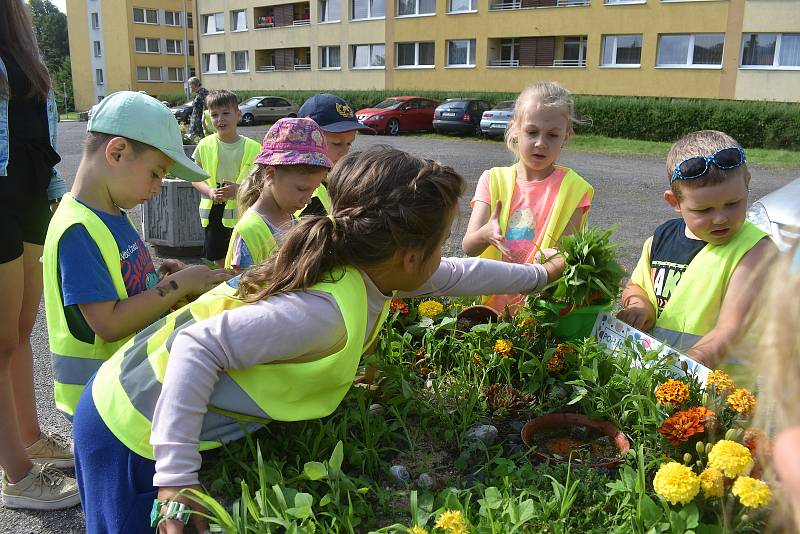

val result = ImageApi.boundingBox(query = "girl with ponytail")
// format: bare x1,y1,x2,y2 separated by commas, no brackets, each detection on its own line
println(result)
71,145,567,533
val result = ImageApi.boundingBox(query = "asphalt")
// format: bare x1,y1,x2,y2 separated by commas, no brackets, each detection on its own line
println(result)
1,122,796,534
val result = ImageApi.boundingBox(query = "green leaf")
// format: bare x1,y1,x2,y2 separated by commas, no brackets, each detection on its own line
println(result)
303,461,327,481
328,440,344,478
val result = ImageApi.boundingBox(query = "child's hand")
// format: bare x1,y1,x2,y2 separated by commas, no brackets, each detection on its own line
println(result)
481,200,510,256
157,259,187,279
168,265,235,297
218,182,238,200
617,299,656,331
155,486,208,534
540,252,566,284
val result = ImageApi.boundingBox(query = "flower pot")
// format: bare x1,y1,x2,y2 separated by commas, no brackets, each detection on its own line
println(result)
456,305,499,331
536,300,612,341
521,413,630,468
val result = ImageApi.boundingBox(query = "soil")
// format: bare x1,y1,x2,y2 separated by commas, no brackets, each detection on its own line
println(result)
527,424,621,465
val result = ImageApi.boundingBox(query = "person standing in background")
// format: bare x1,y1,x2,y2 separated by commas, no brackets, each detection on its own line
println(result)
187,77,208,140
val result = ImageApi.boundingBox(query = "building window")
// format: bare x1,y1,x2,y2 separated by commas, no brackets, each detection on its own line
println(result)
352,44,385,68
233,51,249,72
188,40,195,56
187,12,193,28
231,9,247,31
741,33,800,68
95,68,104,85
396,42,434,67
320,0,341,21
446,39,476,66
167,67,185,81
136,66,162,81
164,10,182,26
189,67,196,77
202,12,225,34
320,46,341,68
448,0,476,13
166,39,183,54
202,52,226,73
397,0,435,16
351,0,385,19
133,7,158,24
657,33,724,67
91,12,100,29
135,37,160,53
500,38,519,65
93,41,102,57
561,36,587,66
601,34,642,66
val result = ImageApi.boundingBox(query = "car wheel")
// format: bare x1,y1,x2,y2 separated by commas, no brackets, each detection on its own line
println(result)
241,113,255,126
387,119,401,136
474,123,482,136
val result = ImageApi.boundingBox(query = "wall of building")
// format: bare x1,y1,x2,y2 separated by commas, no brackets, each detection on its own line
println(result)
67,0,94,111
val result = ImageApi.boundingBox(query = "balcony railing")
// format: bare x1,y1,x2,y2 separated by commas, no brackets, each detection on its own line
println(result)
557,0,589,5
488,59,520,67
292,18,311,25
489,0,520,9
489,0,587,8
293,63,311,70
552,58,587,66
256,65,276,72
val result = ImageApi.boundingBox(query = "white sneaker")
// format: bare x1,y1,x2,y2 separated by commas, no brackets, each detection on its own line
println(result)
25,432,74,468
2,463,81,511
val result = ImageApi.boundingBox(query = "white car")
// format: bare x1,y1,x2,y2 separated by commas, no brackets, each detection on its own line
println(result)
747,178,800,251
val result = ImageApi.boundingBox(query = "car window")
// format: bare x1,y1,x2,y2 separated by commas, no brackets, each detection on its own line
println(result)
374,98,403,109
242,98,260,106
418,100,436,109
439,101,468,110
403,100,420,110
274,98,291,107
264,98,283,107
494,101,515,110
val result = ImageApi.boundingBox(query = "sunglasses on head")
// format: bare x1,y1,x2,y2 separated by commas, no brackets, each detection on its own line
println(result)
670,146,747,184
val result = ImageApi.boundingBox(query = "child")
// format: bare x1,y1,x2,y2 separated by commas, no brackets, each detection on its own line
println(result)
202,108,216,136
71,146,567,533
225,118,331,270
618,130,773,367
191,90,262,267
42,91,233,419
462,82,593,314
296,93,373,217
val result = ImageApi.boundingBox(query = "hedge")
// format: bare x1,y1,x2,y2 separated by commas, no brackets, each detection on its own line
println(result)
156,90,800,150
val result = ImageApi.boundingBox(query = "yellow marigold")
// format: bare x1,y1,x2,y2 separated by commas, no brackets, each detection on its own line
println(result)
409,526,429,534
518,317,538,337
732,476,772,508
727,388,757,415
708,440,753,478
418,300,445,318
698,468,724,498
493,339,514,358
655,379,690,407
471,352,484,367
706,370,735,393
653,462,701,505
434,510,468,534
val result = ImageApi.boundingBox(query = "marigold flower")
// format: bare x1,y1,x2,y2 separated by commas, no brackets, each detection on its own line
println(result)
732,476,771,508
743,428,771,458
698,468,724,498
390,297,410,316
409,526,429,534
727,388,757,415
653,462,700,505
418,300,445,318
708,440,753,478
434,509,468,534
655,379,690,407
493,339,514,358
706,370,735,393
547,352,565,373
658,407,716,446
554,343,575,357
518,317,538,337
415,347,427,361
471,352,483,367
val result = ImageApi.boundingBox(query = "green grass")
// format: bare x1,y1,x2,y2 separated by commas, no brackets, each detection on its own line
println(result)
59,111,79,121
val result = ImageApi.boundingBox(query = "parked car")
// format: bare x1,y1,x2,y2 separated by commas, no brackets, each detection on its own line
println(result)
480,101,515,138
433,99,492,136
170,100,193,124
747,177,800,251
355,97,439,135
238,96,299,126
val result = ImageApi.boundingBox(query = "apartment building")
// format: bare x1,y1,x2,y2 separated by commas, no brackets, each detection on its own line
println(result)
68,0,200,111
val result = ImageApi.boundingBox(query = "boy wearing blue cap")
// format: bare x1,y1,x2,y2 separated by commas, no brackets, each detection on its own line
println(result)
297,93,372,217
42,91,233,421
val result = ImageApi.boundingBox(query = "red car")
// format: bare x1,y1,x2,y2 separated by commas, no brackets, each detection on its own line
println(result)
356,96,440,135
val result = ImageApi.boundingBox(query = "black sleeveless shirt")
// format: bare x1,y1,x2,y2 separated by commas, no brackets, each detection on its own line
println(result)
649,219,707,313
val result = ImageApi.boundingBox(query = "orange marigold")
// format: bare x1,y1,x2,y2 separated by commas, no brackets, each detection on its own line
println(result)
390,298,410,316
547,353,565,373
658,407,716,446
493,339,514,357
727,388,757,415
655,379,690,407
554,343,575,357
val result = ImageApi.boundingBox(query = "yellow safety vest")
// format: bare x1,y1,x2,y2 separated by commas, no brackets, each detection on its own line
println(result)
42,195,131,417
202,109,217,135
295,182,332,217
630,220,767,350
223,210,277,269
91,267,390,459
194,134,261,228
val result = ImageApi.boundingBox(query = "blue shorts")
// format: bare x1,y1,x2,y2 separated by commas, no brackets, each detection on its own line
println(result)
73,377,157,534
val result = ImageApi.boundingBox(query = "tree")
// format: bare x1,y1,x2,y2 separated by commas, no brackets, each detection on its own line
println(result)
51,56,74,112
29,0,69,73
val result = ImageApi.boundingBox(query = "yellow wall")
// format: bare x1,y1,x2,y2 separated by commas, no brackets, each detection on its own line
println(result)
67,0,94,111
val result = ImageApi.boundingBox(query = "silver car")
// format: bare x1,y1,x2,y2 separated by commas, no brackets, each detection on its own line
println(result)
747,178,800,251
238,96,299,126
480,101,515,137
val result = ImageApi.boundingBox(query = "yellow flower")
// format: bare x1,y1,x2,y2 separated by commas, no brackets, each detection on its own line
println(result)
708,440,753,478
727,388,757,415
698,468,724,498
410,526,429,534
547,352,565,373
471,352,484,367
732,476,772,508
434,510,468,533
706,370,735,393
493,339,514,358
653,462,701,505
418,300,445,318
655,379,690,407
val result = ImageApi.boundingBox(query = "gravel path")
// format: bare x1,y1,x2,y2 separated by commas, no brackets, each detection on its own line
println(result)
1,122,796,534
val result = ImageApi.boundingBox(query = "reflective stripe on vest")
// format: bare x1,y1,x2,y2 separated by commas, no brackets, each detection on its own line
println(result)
43,194,130,416
630,220,767,343
92,268,390,459
195,134,261,228
224,210,277,269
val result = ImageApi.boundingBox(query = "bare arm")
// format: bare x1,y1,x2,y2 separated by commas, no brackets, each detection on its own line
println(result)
189,159,216,199
462,200,509,257
562,207,585,238
617,280,656,331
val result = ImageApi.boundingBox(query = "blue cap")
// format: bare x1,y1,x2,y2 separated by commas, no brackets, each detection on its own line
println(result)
298,93,373,133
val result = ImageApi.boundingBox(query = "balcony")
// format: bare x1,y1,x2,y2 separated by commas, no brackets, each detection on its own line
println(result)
255,47,312,71
254,2,311,29
489,0,588,9
488,36,588,67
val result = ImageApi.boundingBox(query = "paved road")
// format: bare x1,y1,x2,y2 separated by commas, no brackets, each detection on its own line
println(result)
1,122,796,533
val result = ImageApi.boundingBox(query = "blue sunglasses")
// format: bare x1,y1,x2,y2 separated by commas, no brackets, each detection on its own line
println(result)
671,146,747,184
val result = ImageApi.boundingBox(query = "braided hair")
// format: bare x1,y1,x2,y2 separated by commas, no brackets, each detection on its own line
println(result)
237,145,465,301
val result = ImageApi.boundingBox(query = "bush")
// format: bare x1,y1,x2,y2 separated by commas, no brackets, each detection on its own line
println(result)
156,90,800,150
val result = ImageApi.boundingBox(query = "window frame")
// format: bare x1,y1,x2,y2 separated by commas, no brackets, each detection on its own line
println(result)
447,0,477,14
133,7,159,24
319,0,341,22
446,38,476,67
351,43,386,69
395,41,435,68
319,45,342,69
165,39,183,55
396,0,436,17
167,66,185,82
740,33,800,70
164,10,182,26
600,34,642,67
136,66,163,82
91,12,100,29
656,33,724,68
201,12,225,35
232,50,250,72
231,9,248,31
134,37,161,54
604,0,646,5
93,40,102,57
95,68,104,85
202,52,227,74
351,0,385,21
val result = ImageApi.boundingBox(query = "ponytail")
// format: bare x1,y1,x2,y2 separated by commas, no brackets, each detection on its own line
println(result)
237,165,268,216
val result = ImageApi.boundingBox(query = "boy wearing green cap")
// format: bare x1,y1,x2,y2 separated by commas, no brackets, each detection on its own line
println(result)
42,91,233,420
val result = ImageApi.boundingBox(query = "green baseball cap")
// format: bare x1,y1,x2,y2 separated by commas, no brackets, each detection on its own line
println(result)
87,91,208,182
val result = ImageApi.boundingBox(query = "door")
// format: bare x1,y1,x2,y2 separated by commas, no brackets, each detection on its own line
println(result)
254,98,270,120
272,98,292,119
263,97,284,120
402,100,423,130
